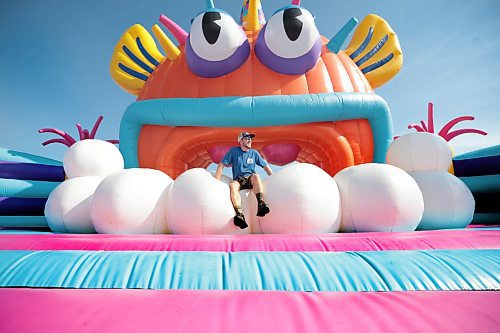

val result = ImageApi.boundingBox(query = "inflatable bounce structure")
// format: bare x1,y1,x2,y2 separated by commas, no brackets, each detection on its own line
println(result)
0,1,498,332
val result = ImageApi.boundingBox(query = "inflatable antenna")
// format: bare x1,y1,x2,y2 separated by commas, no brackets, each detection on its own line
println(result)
159,14,187,45
206,0,215,9
240,0,266,30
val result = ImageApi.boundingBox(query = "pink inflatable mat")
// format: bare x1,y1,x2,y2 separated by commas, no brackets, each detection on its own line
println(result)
0,288,497,333
0,229,499,252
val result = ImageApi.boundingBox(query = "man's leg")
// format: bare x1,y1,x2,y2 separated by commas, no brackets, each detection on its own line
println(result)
229,181,242,209
250,174,270,217
230,180,248,229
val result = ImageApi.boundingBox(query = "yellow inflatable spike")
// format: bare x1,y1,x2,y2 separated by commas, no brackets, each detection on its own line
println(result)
152,24,180,61
344,14,403,89
246,0,261,31
449,146,455,174
110,24,165,95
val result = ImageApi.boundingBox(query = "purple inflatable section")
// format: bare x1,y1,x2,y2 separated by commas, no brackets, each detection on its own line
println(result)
0,161,65,182
0,197,47,216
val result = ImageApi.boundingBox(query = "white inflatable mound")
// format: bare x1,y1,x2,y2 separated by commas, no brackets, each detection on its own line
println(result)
259,163,341,234
410,171,475,230
64,139,124,178
45,176,103,233
91,168,173,234
334,163,424,232
166,168,250,235
387,133,452,172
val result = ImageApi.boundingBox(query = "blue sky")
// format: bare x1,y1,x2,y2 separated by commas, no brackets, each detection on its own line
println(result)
1,0,499,163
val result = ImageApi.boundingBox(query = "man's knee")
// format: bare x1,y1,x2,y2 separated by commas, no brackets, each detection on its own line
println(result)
229,181,240,191
250,174,260,182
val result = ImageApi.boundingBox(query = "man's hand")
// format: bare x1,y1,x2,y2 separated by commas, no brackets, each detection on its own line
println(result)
215,163,224,180
264,165,273,176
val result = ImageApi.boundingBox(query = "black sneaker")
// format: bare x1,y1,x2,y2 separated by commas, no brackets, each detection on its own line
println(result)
256,202,270,217
233,213,248,229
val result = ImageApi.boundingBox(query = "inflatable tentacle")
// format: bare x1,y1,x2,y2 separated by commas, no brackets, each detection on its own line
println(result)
41,138,72,147
110,25,165,95
420,120,428,131
38,128,76,146
89,116,104,139
344,14,403,88
427,102,435,133
438,116,475,137
408,124,425,132
76,124,85,140
407,102,487,142
39,116,118,147
443,128,488,142
159,14,188,46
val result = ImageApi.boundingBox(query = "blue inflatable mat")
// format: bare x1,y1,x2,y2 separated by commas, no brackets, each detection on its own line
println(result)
0,249,498,292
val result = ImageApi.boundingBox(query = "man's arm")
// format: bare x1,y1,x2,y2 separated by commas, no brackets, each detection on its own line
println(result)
217,148,234,180
263,165,273,176
215,163,225,180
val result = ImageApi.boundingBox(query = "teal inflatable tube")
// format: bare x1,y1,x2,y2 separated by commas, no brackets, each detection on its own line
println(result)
0,249,497,292
0,148,62,166
0,216,48,227
0,178,59,198
460,174,500,194
454,145,500,160
119,93,392,168
472,213,500,225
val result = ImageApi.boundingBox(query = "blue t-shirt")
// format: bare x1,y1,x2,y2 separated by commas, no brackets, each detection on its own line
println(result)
221,147,268,180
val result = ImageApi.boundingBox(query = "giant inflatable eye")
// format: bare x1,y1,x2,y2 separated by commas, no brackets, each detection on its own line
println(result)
186,10,250,78
255,6,322,75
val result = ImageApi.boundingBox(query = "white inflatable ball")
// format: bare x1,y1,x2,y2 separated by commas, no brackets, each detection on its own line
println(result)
91,168,173,234
334,163,424,232
387,133,452,172
410,171,475,230
258,163,341,234
45,176,103,233
64,139,124,178
167,168,250,234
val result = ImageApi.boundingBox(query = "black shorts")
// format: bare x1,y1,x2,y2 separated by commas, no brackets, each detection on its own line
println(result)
235,175,253,190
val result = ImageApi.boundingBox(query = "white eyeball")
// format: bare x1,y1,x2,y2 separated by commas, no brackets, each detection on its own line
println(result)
189,10,248,62
263,7,319,59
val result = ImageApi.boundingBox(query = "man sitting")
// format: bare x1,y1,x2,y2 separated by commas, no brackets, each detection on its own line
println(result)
215,132,273,229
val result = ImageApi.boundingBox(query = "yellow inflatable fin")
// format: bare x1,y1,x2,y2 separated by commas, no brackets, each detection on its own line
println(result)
110,24,165,95
344,14,403,89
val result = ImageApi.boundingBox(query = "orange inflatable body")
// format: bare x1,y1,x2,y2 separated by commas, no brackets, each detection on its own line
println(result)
135,32,373,178
111,5,402,178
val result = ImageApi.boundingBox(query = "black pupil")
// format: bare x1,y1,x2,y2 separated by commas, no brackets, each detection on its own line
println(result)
202,12,221,45
283,8,303,42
